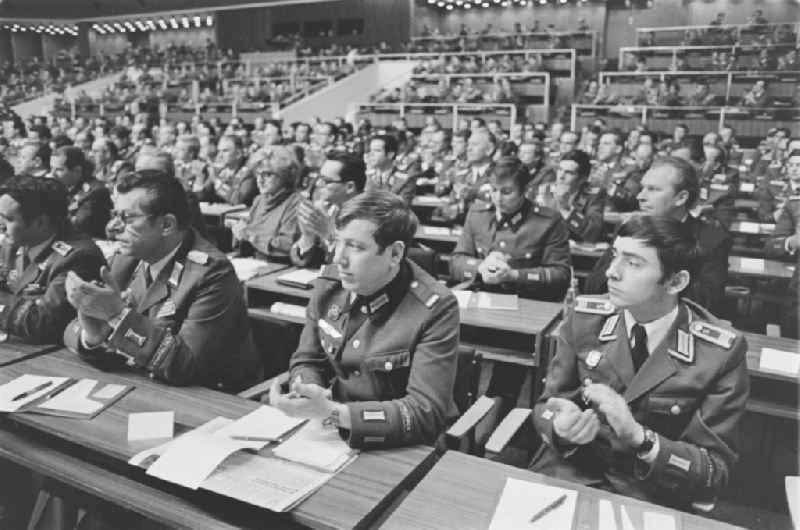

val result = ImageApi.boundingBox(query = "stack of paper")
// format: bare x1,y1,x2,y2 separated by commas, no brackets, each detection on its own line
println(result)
38,379,103,415
474,292,519,311
760,347,800,376
214,406,305,449
0,375,69,412
488,478,577,530
270,302,307,319
273,419,355,472
230,258,270,281
738,257,765,272
277,268,321,289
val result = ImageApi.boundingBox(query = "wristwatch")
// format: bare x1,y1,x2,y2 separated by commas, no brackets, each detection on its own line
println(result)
636,426,657,457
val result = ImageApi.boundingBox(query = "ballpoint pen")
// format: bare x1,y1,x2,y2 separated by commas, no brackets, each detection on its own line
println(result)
529,493,567,524
11,381,53,402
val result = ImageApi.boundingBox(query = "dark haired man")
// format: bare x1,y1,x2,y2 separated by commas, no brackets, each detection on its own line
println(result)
0,176,104,343
531,215,749,509
212,134,258,207
50,146,112,239
365,133,416,205
585,157,731,315
271,190,460,448
15,140,51,178
291,151,366,268
63,171,261,391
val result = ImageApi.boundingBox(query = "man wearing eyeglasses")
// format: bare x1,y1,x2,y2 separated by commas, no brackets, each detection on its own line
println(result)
0,176,105,344
291,152,366,268
63,170,261,392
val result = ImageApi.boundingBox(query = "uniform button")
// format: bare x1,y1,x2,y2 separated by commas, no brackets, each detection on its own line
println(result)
352,339,361,349
384,361,393,370
499,241,506,248
670,404,681,415
410,281,419,288
353,370,361,377
217,382,224,389
583,377,592,386
360,306,368,314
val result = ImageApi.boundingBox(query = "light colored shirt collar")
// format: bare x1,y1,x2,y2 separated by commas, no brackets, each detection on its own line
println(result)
623,305,680,355
27,235,56,262
146,242,182,282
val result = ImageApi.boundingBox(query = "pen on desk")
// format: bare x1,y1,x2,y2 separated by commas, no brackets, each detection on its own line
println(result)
529,493,567,524
230,435,281,443
11,382,53,402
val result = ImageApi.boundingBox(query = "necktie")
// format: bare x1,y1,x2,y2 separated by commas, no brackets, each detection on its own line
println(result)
630,323,648,372
144,264,153,288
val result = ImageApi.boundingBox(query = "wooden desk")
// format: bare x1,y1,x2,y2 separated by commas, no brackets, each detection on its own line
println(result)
728,256,795,280
245,268,563,367
743,333,800,421
415,225,460,246
198,203,247,226
0,347,437,529
381,451,743,530
730,221,776,236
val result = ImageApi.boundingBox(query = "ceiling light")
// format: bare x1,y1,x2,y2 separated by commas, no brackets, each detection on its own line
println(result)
181,17,190,28
170,17,178,29
206,16,213,26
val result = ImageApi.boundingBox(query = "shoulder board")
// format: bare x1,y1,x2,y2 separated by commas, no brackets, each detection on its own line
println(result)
575,296,616,315
408,274,440,309
51,241,73,257
789,195,800,201
186,250,209,265
82,182,91,193
689,321,736,349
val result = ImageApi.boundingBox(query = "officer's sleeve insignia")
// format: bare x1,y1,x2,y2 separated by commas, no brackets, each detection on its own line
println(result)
187,250,209,265
689,321,735,349
575,296,615,315
51,241,73,257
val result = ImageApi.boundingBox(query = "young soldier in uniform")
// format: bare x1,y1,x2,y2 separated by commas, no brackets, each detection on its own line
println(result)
63,171,261,392
588,130,628,190
696,139,738,229
291,152,366,268
50,146,113,239
585,157,731,315
756,149,800,223
450,155,571,300
271,191,460,448
365,133,417,206
0,176,105,344
531,215,749,509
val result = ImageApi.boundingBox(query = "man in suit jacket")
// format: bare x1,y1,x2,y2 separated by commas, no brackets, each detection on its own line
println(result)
0,176,105,344
63,171,261,392
51,146,113,239
272,191,460,448
532,215,749,509
584,157,731,315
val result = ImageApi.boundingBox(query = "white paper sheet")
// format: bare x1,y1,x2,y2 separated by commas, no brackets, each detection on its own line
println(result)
488,478,577,530
273,419,355,472
129,417,231,466
475,292,519,311
229,257,270,281
620,505,636,530
277,268,321,287
598,500,618,530
760,347,800,376
0,375,69,412
738,257,765,272
214,406,305,449
128,411,175,441
739,182,755,193
421,226,451,236
202,452,333,512
451,289,474,309
737,222,760,234
145,431,250,489
644,511,677,530
93,383,127,400
39,379,103,414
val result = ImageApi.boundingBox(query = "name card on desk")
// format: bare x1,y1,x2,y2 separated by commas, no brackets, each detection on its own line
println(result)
738,257,765,272
128,411,174,441
488,478,577,530
276,268,321,289
422,226,452,236
737,222,761,234
740,182,755,193
760,347,800,376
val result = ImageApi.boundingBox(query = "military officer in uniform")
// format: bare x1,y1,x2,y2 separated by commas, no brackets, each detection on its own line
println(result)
110,125,139,165
588,130,629,190
63,170,261,391
271,191,460,448
606,143,650,213
0,176,105,344
756,149,800,223
535,150,606,244
365,133,417,206
50,146,113,239
290,152,366,268
450,156,571,301
436,128,496,225
531,215,749,509
210,134,258,207
585,157,731,315
696,141,738,229
173,134,211,197
763,149,800,338
519,138,556,202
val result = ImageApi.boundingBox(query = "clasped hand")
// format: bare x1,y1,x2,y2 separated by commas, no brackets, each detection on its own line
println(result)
65,266,125,345
270,376,335,420
478,251,513,284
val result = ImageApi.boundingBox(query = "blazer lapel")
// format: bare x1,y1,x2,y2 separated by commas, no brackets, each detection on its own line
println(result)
623,305,685,404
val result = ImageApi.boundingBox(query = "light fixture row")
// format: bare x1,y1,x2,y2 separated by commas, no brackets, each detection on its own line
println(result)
1,15,214,36
3,23,79,35
425,0,588,8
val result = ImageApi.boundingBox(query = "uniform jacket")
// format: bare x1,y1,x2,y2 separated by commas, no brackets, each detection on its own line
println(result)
588,157,628,189
290,260,460,449
764,196,800,337
365,165,417,206
537,183,607,244
523,162,557,204
585,215,731,315
68,179,113,239
697,164,738,229
0,231,105,344
436,161,494,225
450,199,571,300
242,190,300,262
755,180,797,223
212,163,258,207
605,165,644,213
175,159,211,196
64,229,261,392
531,296,749,509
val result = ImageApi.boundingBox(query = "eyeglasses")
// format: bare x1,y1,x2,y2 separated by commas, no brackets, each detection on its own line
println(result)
110,210,152,225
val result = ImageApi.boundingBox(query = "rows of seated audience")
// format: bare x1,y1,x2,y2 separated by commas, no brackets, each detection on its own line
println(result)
372,77,518,105
622,44,799,72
